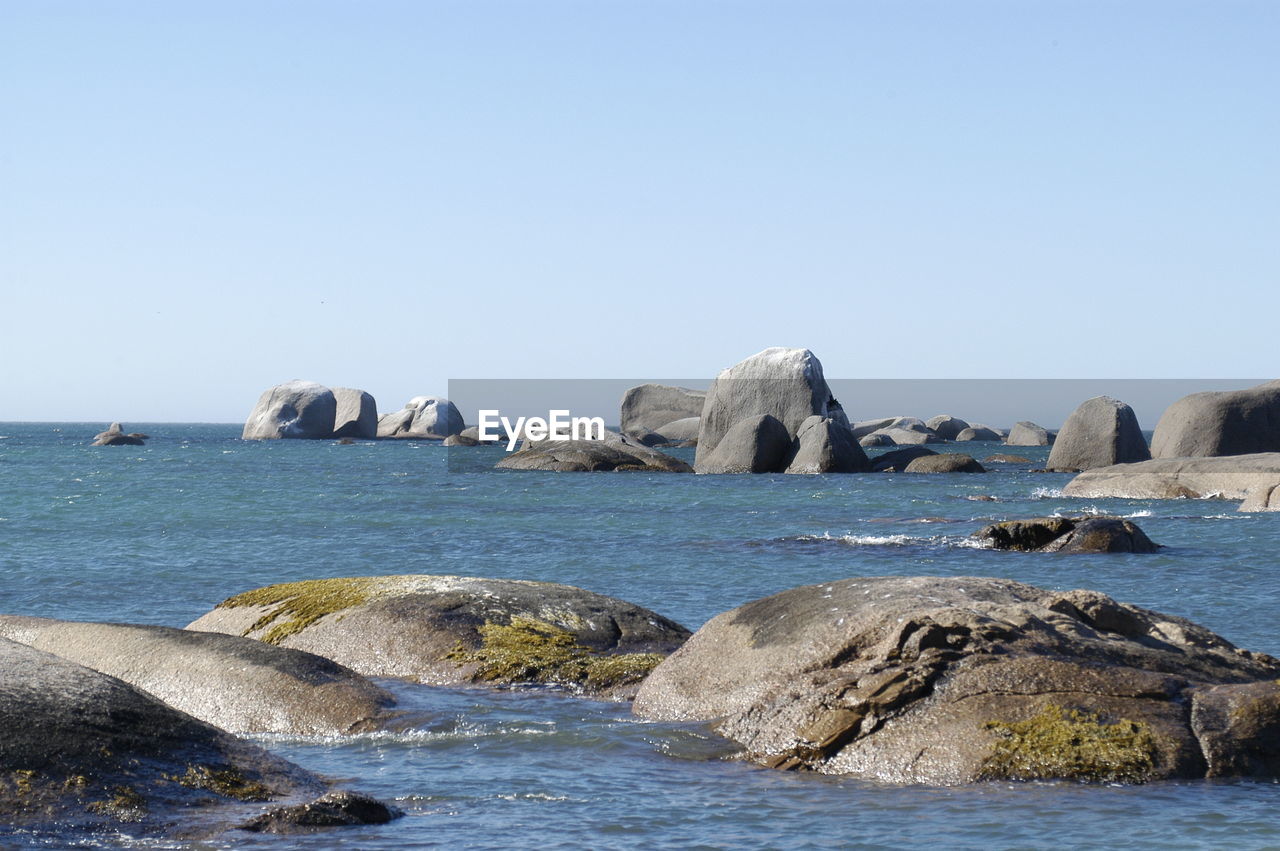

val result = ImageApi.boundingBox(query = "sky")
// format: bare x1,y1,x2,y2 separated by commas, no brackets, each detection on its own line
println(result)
3,1,1277,422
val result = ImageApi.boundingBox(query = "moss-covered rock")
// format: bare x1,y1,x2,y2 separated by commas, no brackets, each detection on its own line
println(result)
979,704,1158,782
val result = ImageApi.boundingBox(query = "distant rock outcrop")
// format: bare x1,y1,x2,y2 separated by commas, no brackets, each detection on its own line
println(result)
496,429,692,473
1151,381,1280,459
620,385,706,436
653,416,701,444
1047,396,1150,472
904,453,985,473
955,426,1004,442
91,423,148,446
377,396,464,439
925,415,971,441
242,380,337,440
1005,421,1053,446
633,576,1280,784
695,348,855,474
331,388,377,439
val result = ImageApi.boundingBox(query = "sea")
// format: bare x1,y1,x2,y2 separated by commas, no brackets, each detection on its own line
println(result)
2,422,1279,849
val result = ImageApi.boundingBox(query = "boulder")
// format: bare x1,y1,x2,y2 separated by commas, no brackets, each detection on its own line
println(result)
695,348,850,474
955,426,1004,442
1006,421,1053,446
926,415,971,441
695,415,792,474
0,637,329,836
90,423,147,446
242,380,336,440
331,388,377,439
496,429,692,472
869,446,937,472
632,576,1280,784
620,385,706,434
1240,485,1280,512
376,396,463,439
1063,454,1280,505
1047,396,1150,472
186,575,692,699
460,425,503,445
1151,380,1280,458
850,418,899,439
859,433,895,447
0,616,395,735
627,428,670,447
653,416,701,444
904,453,985,473
238,790,401,834
976,516,1159,553
443,433,479,447
866,427,934,445
785,416,870,474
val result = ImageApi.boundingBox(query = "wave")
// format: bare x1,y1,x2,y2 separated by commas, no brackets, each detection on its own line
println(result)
254,721,558,746
776,532,994,551
1030,487,1064,499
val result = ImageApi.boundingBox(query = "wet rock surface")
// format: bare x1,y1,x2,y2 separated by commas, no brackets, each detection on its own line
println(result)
975,517,1160,553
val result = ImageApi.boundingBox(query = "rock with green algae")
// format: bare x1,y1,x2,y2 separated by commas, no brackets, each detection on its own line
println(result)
0,637,397,841
633,576,1280,784
186,575,691,698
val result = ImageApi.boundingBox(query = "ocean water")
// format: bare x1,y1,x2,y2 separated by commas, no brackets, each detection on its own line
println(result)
2,422,1280,849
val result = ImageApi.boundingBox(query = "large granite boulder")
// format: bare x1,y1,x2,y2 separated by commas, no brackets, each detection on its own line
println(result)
1006,421,1053,446
1240,485,1280,512
0,616,395,735
1047,396,1150,471
620,384,706,435
496,429,692,472
187,575,692,699
785,416,871,474
0,637,380,838
859,433,895,447
850,418,899,439
1151,380,1280,458
926,415,971,441
904,453,985,473
695,348,852,474
242,380,336,440
1063,454,1280,510
697,415,793,474
654,416,701,444
975,516,1160,553
858,418,941,445
633,576,1280,784
90,423,147,446
955,425,1004,442
377,396,464,439
331,388,377,439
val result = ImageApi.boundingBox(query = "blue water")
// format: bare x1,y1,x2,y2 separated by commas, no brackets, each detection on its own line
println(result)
3,423,1279,849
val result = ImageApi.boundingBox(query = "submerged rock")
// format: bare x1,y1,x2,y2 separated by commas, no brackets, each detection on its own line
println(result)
620,384,706,435
238,791,401,834
1063,454,1280,507
242,380,336,440
90,423,147,446
186,575,691,699
903,453,985,473
975,517,1159,553
496,429,691,472
869,446,937,472
0,616,395,735
633,576,1280,784
1047,396,1150,472
1151,380,1280,458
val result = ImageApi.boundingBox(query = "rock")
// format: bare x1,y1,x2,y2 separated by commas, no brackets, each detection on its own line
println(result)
443,433,479,447
376,396,463,439
1046,396,1150,472
186,575,692,699
242,381,336,440
904,453,985,473
859,433,895,447
976,516,1160,553
850,418,899,439
90,423,147,446
786,416,871,474
695,415,793,474
632,576,1280,784
0,637,328,836
627,428,670,447
955,426,1004,441
460,425,503,445
1151,380,1280,458
238,791,402,834
1063,454,1280,504
866,427,933,445
926,415,971,441
1240,485,1280,512
869,446,937,472
1006,421,1053,446
331,388,377,439
653,416,701,444
496,429,692,472
620,385,706,434
984,454,1032,464
0,616,395,735
695,348,850,474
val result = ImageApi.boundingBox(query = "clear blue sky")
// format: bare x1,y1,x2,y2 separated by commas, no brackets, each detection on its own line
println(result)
3,1,1276,422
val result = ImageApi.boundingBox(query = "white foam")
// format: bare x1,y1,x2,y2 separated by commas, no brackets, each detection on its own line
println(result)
1031,487,1064,499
